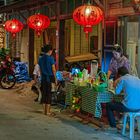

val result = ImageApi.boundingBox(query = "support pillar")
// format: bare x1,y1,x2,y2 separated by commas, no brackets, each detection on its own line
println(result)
138,16,140,77
56,1,60,70
29,29,34,77
59,20,65,70
122,16,128,55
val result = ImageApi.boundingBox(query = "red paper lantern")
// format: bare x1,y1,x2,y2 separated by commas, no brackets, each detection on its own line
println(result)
4,19,23,37
27,14,50,36
73,4,104,36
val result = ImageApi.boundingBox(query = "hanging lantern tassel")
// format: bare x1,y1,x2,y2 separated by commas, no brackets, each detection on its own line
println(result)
12,33,16,38
36,30,42,37
84,26,92,39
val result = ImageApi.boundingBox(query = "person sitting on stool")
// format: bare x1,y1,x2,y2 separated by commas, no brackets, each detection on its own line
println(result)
106,66,140,130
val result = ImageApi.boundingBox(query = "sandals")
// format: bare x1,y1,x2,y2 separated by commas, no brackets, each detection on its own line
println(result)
47,112,56,117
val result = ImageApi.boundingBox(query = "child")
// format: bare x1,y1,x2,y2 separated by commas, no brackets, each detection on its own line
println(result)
31,63,42,102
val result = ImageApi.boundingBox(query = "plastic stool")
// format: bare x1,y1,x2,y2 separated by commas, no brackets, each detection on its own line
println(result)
122,112,140,140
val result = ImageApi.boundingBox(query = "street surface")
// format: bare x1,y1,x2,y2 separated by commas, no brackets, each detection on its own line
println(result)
0,82,139,140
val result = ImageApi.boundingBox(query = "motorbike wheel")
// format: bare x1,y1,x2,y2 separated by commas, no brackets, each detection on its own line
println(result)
0,73,16,89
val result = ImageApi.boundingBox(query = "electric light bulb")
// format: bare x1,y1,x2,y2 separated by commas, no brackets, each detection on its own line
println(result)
12,25,16,29
37,22,41,27
85,8,91,15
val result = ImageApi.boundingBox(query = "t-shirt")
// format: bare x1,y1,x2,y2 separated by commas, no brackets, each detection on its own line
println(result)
115,74,140,110
38,54,55,82
109,56,130,77
33,64,40,77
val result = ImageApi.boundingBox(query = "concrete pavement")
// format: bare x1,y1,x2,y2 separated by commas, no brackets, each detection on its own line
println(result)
0,83,139,140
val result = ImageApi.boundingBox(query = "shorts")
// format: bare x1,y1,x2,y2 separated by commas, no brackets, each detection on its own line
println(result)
41,78,52,104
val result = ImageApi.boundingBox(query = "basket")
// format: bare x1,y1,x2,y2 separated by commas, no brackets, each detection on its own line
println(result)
93,83,107,92
93,71,108,92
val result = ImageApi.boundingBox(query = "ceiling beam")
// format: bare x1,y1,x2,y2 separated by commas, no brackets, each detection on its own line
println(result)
18,11,27,22
93,0,104,10
0,0,56,14
108,6,135,17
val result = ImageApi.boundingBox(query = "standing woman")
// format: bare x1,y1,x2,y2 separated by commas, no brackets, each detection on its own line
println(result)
107,44,131,80
39,44,57,115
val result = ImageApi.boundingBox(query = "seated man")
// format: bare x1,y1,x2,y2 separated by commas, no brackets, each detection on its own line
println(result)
106,66,140,130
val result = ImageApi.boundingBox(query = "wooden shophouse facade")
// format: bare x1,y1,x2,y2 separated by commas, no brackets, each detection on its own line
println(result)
0,0,140,76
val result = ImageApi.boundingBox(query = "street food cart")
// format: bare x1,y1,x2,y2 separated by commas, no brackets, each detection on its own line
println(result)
64,53,123,119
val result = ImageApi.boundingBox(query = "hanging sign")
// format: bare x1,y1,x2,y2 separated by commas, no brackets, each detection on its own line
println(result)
0,25,5,48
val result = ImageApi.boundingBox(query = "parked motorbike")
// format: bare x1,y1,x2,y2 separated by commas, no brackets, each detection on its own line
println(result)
0,59,16,89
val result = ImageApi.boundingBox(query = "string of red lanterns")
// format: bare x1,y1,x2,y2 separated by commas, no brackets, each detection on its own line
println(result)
4,13,51,38
4,19,23,37
4,4,103,38
73,4,104,38
27,13,50,37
